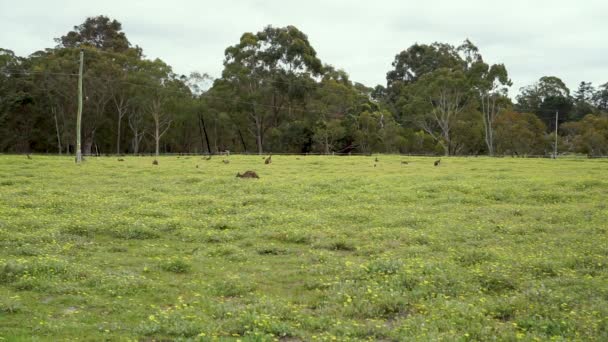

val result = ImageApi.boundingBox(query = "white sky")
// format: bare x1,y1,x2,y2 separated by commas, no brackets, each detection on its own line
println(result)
1,0,607,98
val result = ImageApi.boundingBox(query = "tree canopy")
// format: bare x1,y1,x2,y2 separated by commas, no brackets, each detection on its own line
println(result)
0,15,606,156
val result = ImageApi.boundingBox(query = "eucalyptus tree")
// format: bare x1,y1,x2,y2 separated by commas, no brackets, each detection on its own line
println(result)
56,15,136,54
28,48,80,154
516,76,572,130
0,49,21,113
134,58,182,156
220,25,323,154
562,114,608,156
308,68,356,153
0,49,25,150
107,49,143,154
388,39,511,155
461,41,512,156
402,68,472,155
127,105,146,154
593,82,608,112
569,81,597,120
202,81,246,152
385,42,462,113
494,111,548,156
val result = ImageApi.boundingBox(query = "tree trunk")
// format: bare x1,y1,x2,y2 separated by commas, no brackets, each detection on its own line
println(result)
256,132,263,155
83,130,94,156
149,98,170,157
132,131,144,154
132,136,139,154
83,140,93,156
199,113,212,154
52,107,62,155
155,123,160,157
481,93,497,156
237,128,247,152
117,113,122,155
254,116,263,155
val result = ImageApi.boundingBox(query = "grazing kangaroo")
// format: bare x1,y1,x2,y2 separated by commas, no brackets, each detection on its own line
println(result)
236,170,259,179
222,159,230,164
117,158,125,162
204,155,212,160
152,159,159,165
375,157,379,162
401,161,409,165
434,159,441,166
265,155,272,164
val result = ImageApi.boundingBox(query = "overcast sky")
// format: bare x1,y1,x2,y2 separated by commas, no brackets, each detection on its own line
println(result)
2,0,607,97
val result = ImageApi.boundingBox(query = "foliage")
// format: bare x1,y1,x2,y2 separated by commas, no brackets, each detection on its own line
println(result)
55,15,134,53
494,111,548,155
516,76,573,130
0,16,607,156
562,114,608,156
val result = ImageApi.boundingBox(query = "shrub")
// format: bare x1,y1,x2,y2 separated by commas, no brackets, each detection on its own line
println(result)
160,259,192,274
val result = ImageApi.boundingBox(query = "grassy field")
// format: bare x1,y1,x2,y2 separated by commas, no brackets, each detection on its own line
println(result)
0,155,607,341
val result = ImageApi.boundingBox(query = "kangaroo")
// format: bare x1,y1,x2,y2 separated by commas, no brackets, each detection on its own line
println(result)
117,158,125,162
236,171,259,179
375,157,379,162
265,155,272,164
204,155,212,160
26,154,32,160
434,159,441,166
152,159,159,165
401,161,408,165
222,159,230,164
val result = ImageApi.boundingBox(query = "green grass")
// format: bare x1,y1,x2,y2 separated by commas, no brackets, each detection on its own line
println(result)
0,154,607,341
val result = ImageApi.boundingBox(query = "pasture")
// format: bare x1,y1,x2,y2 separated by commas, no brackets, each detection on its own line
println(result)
0,155,606,340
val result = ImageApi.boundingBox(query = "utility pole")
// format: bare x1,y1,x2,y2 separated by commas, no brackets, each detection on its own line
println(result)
75,49,84,163
554,110,558,159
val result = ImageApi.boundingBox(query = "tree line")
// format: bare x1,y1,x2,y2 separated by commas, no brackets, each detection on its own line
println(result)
1,16,607,156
